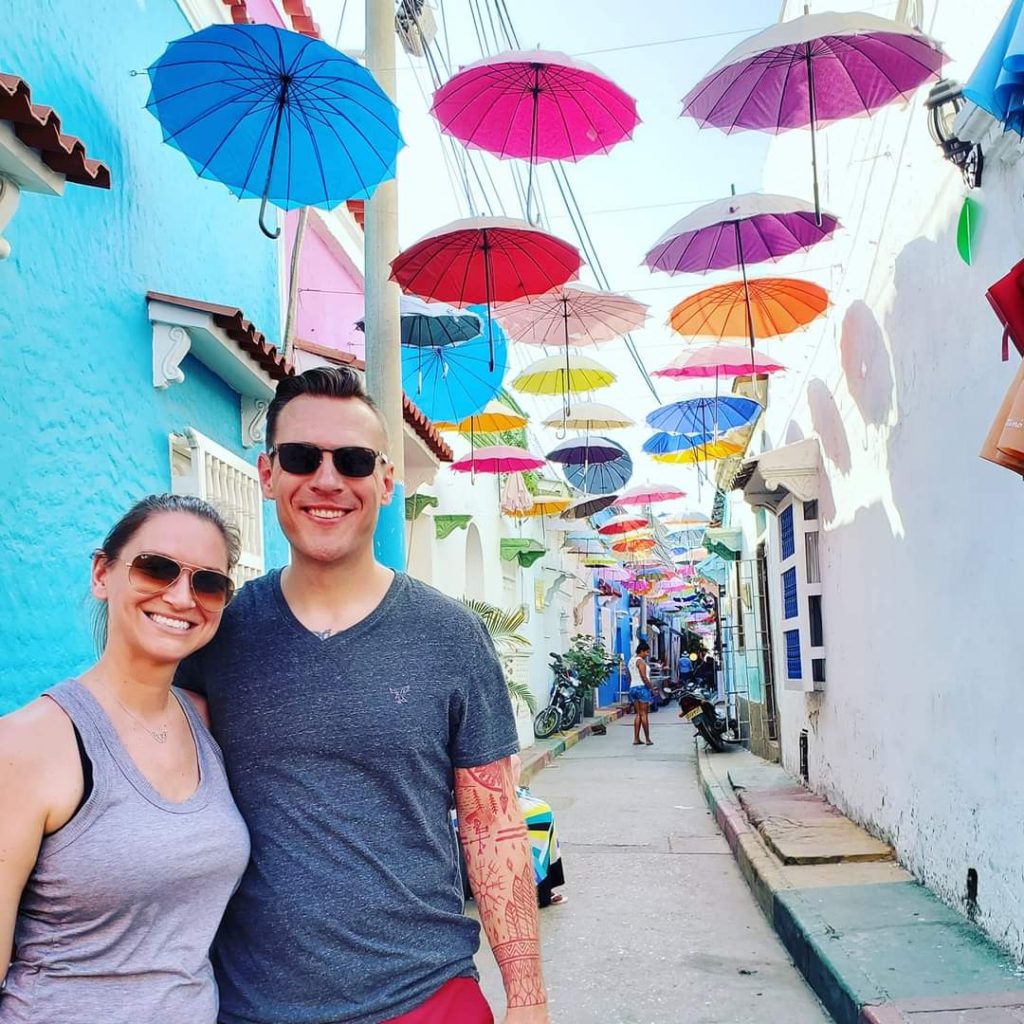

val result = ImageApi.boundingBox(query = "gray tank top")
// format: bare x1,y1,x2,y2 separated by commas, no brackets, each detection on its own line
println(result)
0,679,250,1024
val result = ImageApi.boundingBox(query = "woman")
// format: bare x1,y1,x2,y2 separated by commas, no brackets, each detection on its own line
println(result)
0,495,250,1024
628,641,654,746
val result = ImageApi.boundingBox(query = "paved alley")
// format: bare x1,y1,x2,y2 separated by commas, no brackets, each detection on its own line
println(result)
474,713,832,1024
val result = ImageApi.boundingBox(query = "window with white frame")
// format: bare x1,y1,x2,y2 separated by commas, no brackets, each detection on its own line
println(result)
169,428,265,586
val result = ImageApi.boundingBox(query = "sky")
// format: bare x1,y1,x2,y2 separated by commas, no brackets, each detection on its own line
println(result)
311,0,790,513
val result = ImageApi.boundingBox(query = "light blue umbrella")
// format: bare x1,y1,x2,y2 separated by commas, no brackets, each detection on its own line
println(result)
146,23,403,237
357,296,481,347
646,396,761,437
563,439,633,494
964,0,1024,135
400,306,507,422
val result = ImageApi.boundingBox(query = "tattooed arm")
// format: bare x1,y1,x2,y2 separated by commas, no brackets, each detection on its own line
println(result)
454,757,549,1024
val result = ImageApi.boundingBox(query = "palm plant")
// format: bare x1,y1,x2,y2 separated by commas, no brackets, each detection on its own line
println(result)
459,597,536,713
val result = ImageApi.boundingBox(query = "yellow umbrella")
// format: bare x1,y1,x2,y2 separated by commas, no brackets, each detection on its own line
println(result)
434,400,528,433
507,494,572,518
511,354,616,415
541,401,635,431
651,439,745,464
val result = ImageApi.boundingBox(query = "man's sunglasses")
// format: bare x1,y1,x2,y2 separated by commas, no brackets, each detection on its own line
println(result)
268,443,387,478
124,552,235,613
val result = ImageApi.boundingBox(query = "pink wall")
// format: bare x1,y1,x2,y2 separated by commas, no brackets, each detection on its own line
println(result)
243,0,286,28
286,213,366,360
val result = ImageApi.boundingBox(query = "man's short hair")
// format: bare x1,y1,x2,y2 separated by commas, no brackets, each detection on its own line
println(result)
266,366,389,450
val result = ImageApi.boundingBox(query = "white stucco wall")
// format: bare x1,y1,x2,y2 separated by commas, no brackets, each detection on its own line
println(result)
739,0,1024,960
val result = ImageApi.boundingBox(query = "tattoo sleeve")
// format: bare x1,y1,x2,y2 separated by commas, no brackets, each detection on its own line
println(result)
454,758,547,1010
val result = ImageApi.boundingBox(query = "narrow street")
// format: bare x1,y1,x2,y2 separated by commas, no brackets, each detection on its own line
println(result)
474,714,831,1024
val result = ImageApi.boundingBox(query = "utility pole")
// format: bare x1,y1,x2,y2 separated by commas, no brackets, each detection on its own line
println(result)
364,0,406,570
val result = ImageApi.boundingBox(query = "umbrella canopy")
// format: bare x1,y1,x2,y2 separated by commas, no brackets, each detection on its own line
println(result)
655,344,786,380
564,449,633,494
645,433,747,464
622,578,653,595
401,315,507,422
681,13,945,219
598,513,650,536
583,555,618,567
611,536,656,554
560,493,619,519
511,353,616,397
669,279,828,341
617,483,687,506
507,495,572,518
431,49,639,163
495,283,648,347
546,435,629,467
596,567,631,581
645,193,838,276
357,295,480,347
660,511,711,528
542,401,635,431
500,472,534,516
450,445,545,474
146,24,402,238
964,1,1024,135
434,400,528,433
647,396,761,437
390,216,582,369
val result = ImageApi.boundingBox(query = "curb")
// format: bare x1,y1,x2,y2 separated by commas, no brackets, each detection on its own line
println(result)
520,705,626,786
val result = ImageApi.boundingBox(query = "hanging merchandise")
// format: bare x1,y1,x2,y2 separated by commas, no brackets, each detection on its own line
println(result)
980,357,1024,476
681,12,946,222
390,217,582,370
985,259,1024,360
500,473,535,517
145,24,403,238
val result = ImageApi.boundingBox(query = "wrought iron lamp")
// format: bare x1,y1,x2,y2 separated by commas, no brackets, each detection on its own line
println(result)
925,79,983,188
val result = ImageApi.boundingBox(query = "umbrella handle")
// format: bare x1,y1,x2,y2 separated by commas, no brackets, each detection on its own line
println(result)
258,87,288,240
806,42,822,228
259,193,282,240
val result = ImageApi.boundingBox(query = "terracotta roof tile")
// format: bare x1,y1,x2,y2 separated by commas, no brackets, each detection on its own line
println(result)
0,74,111,189
220,0,317,37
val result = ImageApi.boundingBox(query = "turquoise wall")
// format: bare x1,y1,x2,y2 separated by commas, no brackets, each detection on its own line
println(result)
0,0,291,711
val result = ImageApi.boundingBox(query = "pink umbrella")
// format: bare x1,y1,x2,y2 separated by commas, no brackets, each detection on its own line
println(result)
654,343,786,379
500,472,534,515
617,483,687,506
622,578,652,595
431,49,639,216
450,445,545,475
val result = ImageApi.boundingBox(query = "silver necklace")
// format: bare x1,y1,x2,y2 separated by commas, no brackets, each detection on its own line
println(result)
100,685,172,744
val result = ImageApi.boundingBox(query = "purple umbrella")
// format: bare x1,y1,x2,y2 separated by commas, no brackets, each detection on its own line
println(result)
681,11,946,222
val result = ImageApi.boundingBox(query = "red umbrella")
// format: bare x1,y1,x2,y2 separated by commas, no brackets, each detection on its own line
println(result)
390,216,582,369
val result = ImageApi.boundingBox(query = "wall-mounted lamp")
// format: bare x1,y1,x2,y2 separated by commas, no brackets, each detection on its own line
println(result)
925,78,983,188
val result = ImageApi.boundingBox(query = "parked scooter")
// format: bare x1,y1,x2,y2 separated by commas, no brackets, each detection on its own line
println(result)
533,653,580,739
677,687,739,753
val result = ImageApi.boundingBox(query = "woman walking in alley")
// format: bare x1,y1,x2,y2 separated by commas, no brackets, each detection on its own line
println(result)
628,641,655,746
0,495,249,1024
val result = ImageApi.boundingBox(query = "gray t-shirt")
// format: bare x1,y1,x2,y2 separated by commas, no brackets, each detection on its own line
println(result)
177,570,519,1024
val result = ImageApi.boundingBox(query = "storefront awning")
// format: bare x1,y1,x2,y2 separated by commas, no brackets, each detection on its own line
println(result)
734,437,822,511
704,526,742,561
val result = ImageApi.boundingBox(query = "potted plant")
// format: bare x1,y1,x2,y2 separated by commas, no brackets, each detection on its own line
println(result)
563,634,617,720
458,597,536,713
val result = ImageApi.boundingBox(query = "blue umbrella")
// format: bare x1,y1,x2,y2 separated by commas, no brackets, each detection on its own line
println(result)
146,24,403,238
646,396,761,436
643,430,717,457
546,436,628,466
562,439,633,494
356,296,481,347
400,305,507,422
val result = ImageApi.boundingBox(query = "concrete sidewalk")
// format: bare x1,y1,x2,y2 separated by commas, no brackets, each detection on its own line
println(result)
698,746,1024,1024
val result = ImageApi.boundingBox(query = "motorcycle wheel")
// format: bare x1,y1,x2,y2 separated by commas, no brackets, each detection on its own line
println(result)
533,706,561,739
696,714,726,753
558,700,579,731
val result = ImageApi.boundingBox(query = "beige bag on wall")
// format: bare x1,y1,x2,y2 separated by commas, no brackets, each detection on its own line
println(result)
980,358,1024,475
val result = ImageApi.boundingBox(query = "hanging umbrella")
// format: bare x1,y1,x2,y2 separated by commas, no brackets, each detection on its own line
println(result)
400,316,507,422
598,513,649,536
596,567,631,581
511,354,616,408
434,400,528,433
651,440,747,465
669,279,828,342
357,295,481,347
542,401,635,431
507,495,572,518
655,344,786,380
560,493,619,519
146,23,403,238
390,216,582,370
660,510,711,528
450,445,545,474
500,472,534,516
563,450,633,495
611,536,656,555
584,555,619,568
431,50,639,218
681,13,946,222
622,578,653,595
617,483,687,506
546,435,628,468
647,396,761,437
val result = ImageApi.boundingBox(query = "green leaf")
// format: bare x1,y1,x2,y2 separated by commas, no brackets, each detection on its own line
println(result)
957,196,980,266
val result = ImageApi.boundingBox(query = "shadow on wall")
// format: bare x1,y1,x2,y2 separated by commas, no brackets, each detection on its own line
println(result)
784,420,805,444
840,300,895,429
808,378,853,474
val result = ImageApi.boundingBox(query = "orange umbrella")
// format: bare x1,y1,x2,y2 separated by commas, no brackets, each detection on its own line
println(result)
611,536,656,554
669,278,827,342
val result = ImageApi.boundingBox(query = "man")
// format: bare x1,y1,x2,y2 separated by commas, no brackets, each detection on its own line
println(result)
179,366,548,1024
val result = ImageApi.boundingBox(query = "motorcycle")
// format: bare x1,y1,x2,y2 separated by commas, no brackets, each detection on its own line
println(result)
533,653,581,739
659,674,715,706
677,687,740,753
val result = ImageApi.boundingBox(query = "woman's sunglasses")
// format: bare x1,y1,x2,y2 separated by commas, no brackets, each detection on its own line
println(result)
125,552,235,612
268,443,387,478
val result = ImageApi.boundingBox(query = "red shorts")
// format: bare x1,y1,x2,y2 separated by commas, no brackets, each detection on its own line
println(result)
382,978,493,1024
